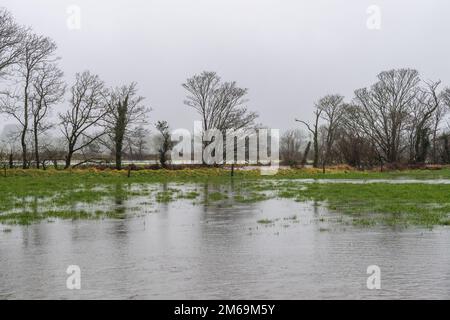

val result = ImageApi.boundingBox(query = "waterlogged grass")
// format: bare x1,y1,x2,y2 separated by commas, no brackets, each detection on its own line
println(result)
207,192,228,202
0,209,129,225
239,179,450,227
235,192,269,203
294,183,450,227
177,191,200,200
1,168,450,226
155,188,183,203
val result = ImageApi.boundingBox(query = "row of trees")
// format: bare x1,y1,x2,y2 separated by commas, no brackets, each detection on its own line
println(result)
0,8,153,169
289,69,450,168
0,9,260,170
3,7,450,170
0,9,153,169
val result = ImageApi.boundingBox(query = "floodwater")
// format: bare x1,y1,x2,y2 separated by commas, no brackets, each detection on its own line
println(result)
1,181,450,300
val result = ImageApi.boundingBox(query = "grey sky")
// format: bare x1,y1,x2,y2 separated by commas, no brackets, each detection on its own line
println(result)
2,0,450,133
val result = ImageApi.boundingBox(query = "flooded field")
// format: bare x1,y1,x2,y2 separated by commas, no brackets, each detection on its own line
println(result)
1,181,450,299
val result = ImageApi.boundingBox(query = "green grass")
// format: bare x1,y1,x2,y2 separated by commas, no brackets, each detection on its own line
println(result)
257,219,274,224
1,168,450,226
0,209,127,225
207,192,228,201
288,183,450,227
155,191,173,203
177,191,200,199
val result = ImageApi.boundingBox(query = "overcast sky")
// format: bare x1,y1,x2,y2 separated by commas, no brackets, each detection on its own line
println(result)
2,0,450,134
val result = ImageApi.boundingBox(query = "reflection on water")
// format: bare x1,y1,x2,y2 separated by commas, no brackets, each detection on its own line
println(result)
1,182,450,299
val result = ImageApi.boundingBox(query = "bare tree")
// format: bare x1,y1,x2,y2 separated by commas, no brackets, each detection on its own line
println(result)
435,88,450,163
183,71,258,132
406,80,442,163
317,94,345,171
0,125,20,168
430,103,447,164
280,129,304,165
39,136,66,169
102,83,148,170
296,108,322,168
441,134,450,163
336,106,378,169
301,141,311,166
59,71,107,169
30,62,65,168
353,69,420,164
0,32,57,168
127,126,149,161
0,8,25,78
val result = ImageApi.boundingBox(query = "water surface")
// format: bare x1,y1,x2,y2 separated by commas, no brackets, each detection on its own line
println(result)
1,182,449,299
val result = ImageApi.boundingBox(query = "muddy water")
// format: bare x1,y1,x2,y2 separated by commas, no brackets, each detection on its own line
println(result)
1,182,449,299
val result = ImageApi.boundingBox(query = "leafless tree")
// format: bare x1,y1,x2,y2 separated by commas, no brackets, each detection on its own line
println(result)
280,129,304,165
316,94,345,171
39,136,66,169
296,108,322,168
301,141,311,166
102,83,148,170
0,8,25,78
0,125,20,167
0,32,57,168
431,104,447,164
406,80,442,163
59,71,107,169
183,71,258,132
30,62,65,168
127,126,149,161
353,68,420,164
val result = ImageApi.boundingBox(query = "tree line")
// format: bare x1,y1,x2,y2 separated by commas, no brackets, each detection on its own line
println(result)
285,69,450,169
2,8,450,170
0,8,260,170
0,9,152,170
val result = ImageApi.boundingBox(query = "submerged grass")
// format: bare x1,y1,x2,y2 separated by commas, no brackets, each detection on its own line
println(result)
290,183,450,227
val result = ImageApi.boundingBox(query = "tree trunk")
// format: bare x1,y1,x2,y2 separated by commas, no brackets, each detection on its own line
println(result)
64,150,73,169
115,142,123,170
21,79,29,169
312,112,321,168
432,123,438,164
21,125,28,169
114,99,127,170
313,132,319,168
301,141,311,166
34,122,40,169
